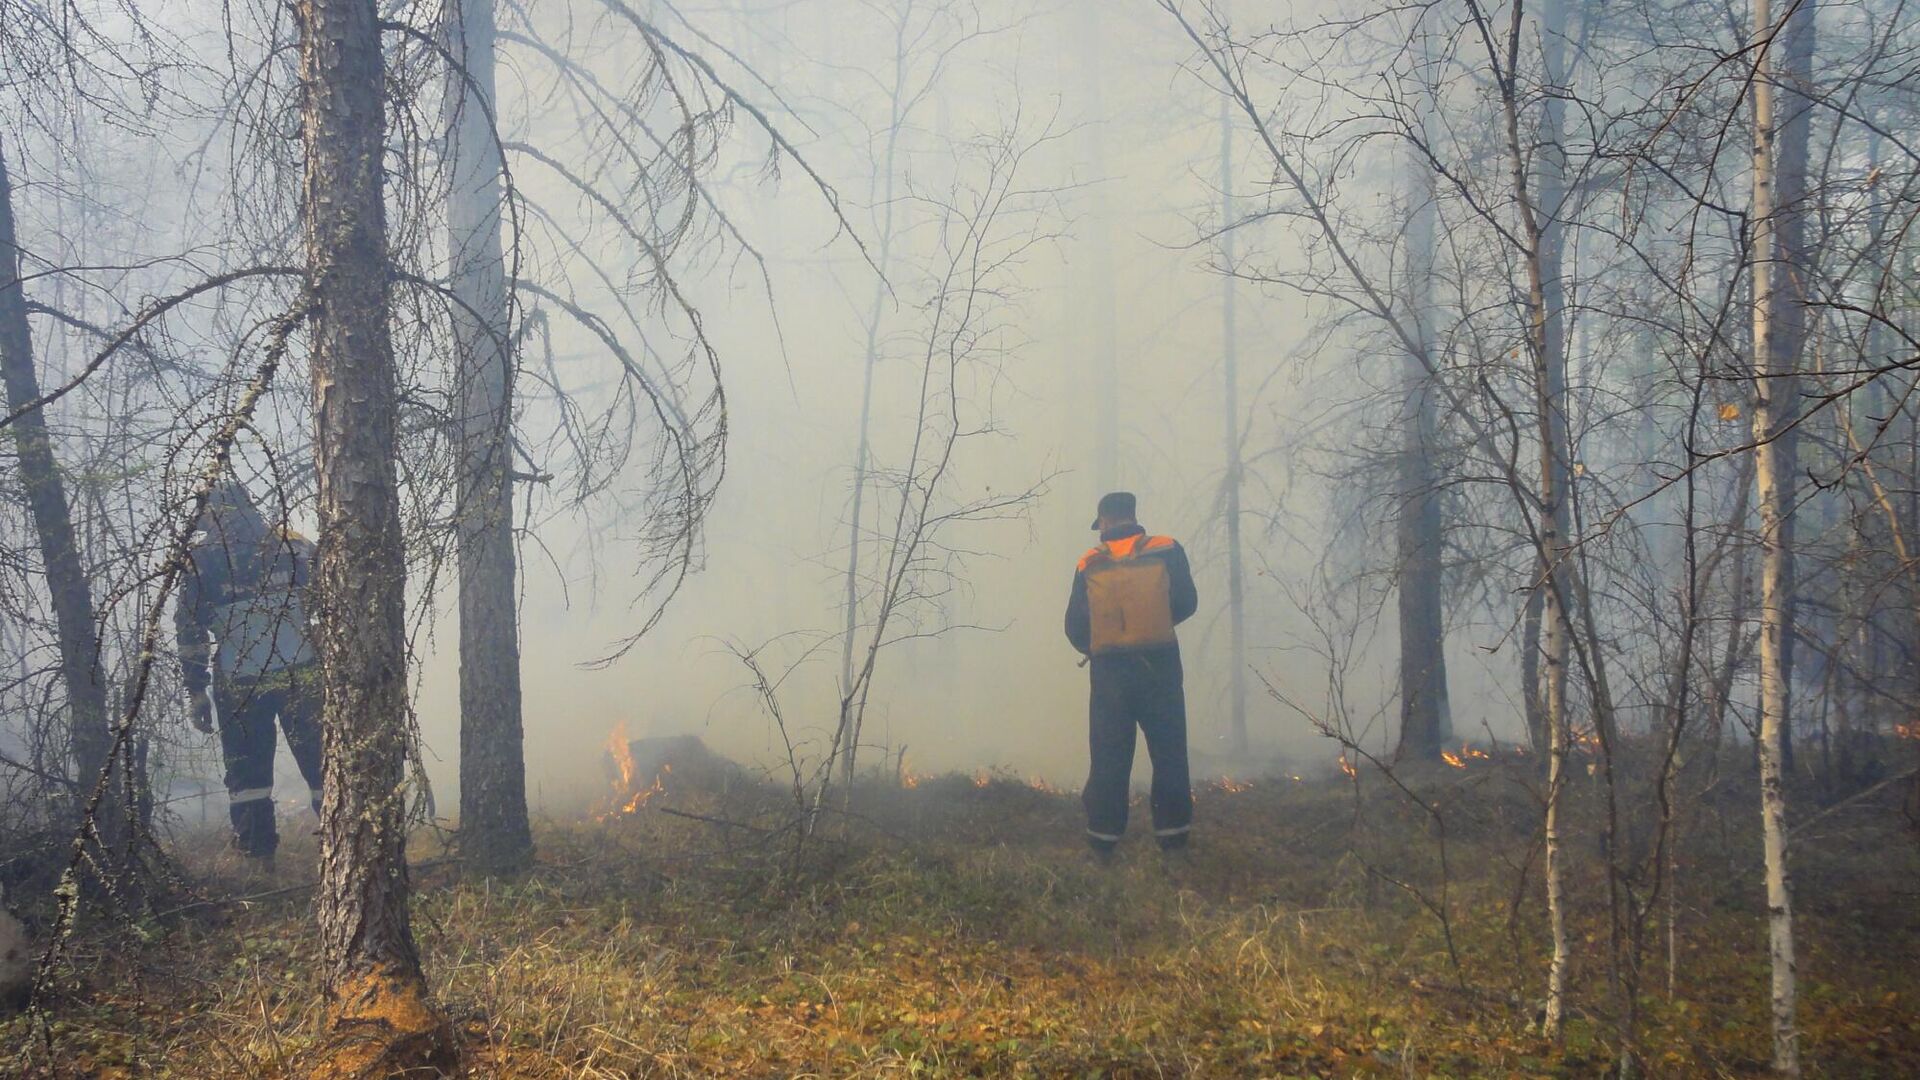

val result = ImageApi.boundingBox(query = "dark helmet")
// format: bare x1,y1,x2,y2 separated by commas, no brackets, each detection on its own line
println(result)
1090,491,1137,530
197,479,266,542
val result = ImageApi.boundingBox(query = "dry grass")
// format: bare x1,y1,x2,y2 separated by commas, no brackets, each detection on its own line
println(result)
6,757,1919,1078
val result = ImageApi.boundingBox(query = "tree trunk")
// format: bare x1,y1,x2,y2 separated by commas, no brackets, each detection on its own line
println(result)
0,138,112,822
1524,0,1575,1040
1522,583,1546,753
298,0,453,1069
1769,0,1815,777
446,0,533,877
1074,0,1118,491
1220,98,1250,756
1749,0,1801,1070
1395,99,1450,763
837,21,908,788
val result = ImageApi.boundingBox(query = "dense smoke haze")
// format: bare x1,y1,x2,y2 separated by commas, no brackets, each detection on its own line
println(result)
4,0,1917,1073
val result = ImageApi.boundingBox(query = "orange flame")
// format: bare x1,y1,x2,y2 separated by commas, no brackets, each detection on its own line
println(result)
607,723,636,791
1441,750,1466,768
972,770,991,788
599,724,667,818
1216,776,1251,793
1896,722,1918,741
1338,754,1357,779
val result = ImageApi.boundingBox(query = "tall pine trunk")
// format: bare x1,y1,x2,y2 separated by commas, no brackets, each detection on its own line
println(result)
1219,98,1250,756
298,0,453,1068
0,138,112,821
446,0,533,877
1749,0,1801,1069
1395,94,1450,762
1074,0,1118,492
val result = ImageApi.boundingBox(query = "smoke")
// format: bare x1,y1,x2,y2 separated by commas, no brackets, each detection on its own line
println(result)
400,0,1448,812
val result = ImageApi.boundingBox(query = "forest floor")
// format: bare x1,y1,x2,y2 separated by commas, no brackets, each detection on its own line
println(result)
6,749,1920,1078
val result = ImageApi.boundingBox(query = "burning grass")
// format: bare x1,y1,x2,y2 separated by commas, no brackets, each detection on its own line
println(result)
8,757,1920,1077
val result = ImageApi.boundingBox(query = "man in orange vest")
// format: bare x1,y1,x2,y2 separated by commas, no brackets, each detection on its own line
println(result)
1064,492,1198,861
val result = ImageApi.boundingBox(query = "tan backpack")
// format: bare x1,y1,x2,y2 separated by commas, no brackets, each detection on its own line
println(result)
1083,536,1176,654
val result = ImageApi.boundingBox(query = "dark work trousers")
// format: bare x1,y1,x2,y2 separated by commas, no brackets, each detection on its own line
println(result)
1082,646,1193,850
214,668,323,856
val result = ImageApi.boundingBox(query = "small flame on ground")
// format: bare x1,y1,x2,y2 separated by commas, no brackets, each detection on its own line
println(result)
972,770,991,788
1338,754,1357,779
599,723,668,818
1441,750,1466,768
1216,776,1251,793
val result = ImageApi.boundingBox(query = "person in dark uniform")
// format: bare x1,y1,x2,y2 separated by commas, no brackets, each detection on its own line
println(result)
176,480,324,860
1063,492,1199,861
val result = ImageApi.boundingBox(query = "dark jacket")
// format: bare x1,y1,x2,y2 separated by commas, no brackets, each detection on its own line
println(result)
177,517,316,699
1064,524,1198,657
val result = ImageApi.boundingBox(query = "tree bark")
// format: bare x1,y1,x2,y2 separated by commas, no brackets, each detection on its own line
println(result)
1749,0,1801,1070
1220,97,1250,756
0,137,112,822
1517,0,1576,1040
298,0,454,1069
1769,0,1815,777
446,0,533,877
1395,94,1451,763
1074,0,1118,492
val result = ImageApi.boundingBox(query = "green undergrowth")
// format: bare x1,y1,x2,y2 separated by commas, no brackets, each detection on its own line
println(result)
6,757,1917,1077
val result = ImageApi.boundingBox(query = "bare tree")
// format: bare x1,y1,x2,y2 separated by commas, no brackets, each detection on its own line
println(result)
0,136,111,828
1218,97,1252,756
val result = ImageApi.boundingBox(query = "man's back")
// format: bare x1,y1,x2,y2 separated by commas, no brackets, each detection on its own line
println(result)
180,517,316,680
1064,494,1200,859
1065,525,1198,659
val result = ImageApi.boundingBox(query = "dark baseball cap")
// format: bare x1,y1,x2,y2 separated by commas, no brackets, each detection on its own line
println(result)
1091,491,1136,529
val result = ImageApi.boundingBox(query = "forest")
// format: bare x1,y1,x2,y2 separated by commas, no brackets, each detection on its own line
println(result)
1,0,1917,1076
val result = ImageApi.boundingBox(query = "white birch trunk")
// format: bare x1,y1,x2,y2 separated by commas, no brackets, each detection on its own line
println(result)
1525,0,1575,1039
1749,0,1801,1070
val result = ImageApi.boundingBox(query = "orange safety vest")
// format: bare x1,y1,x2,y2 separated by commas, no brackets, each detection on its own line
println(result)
1078,534,1178,654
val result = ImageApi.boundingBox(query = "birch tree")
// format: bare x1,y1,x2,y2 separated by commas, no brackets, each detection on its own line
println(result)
1749,0,1801,1069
